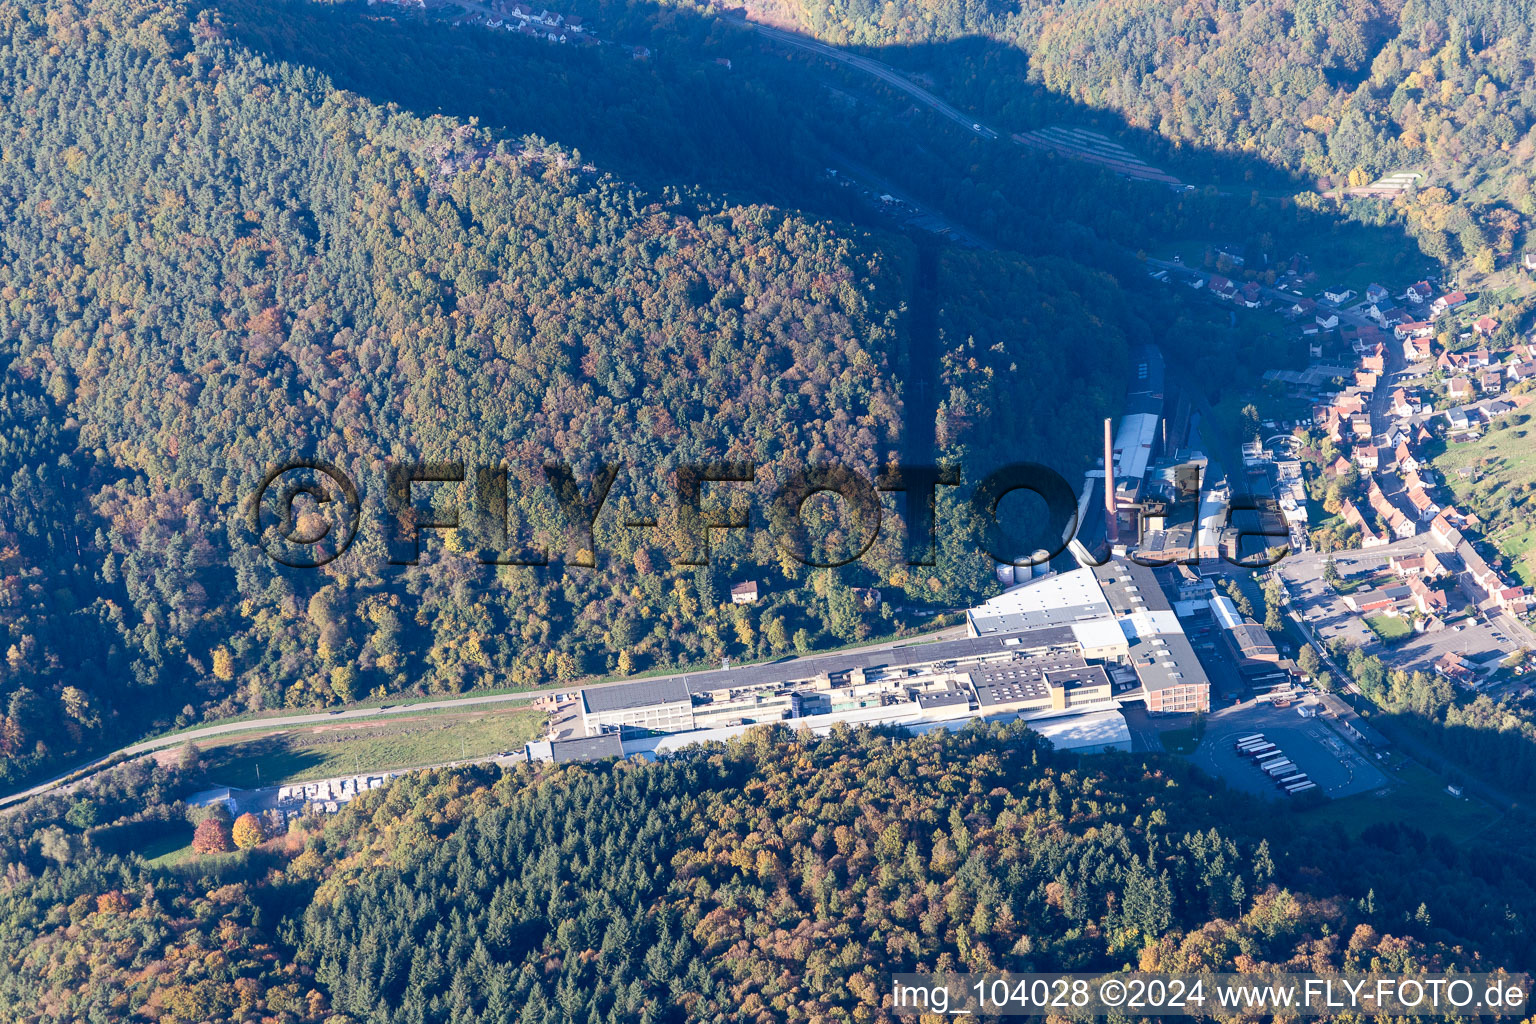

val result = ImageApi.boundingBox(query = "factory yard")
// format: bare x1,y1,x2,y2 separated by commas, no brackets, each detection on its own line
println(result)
1189,699,1388,800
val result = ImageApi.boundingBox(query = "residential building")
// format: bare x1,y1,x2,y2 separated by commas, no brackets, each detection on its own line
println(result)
1408,576,1447,614
1401,335,1433,362
1430,291,1468,318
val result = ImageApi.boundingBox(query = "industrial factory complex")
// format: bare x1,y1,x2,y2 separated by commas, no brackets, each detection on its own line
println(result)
525,344,1299,767
527,555,1214,767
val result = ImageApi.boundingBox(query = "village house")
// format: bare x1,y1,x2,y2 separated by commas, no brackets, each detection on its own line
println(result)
1474,315,1500,337
1322,286,1354,305
1443,506,1481,531
1404,280,1435,304
1340,499,1388,548
1479,368,1504,394
1495,586,1532,613
1401,335,1434,362
1445,407,1472,433
1361,345,1386,374
1405,483,1439,520
1393,441,1419,472
1422,550,1454,578
1315,311,1340,330
1447,376,1473,401
1366,299,1398,326
1356,370,1379,390
1408,575,1447,614
1430,291,1468,318
1460,546,1530,612
1354,445,1379,471
1208,274,1237,300
1390,388,1419,418
730,581,760,604
1334,393,1367,416
1430,511,1463,547
1435,651,1474,684
1392,550,1452,579
1367,479,1416,538
1344,587,1408,615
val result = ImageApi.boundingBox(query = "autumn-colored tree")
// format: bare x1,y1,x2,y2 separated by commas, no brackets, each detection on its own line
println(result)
96,891,133,915
191,817,232,855
211,647,234,681
231,812,265,850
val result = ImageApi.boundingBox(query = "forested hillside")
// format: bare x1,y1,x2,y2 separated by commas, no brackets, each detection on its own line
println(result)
784,0,1535,269
1,725,1531,1023
0,0,1147,786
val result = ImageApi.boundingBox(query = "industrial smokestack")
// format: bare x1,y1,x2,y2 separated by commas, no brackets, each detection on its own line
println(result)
1104,417,1119,544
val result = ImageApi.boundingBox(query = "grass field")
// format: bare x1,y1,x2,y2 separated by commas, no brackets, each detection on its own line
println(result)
1489,521,1536,586
1303,760,1503,842
1366,614,1412,641
140,832,196,868
1436,409,1536,584
199,706,547,789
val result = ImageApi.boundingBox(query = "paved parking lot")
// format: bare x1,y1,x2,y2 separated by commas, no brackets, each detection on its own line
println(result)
1278,542,1522,680
1278,540,1440,650
1387,618,1517,675
1189,700,1387,799
1278,570,1380,651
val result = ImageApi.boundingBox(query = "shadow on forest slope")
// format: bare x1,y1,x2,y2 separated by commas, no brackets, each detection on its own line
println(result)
208,0,1427,281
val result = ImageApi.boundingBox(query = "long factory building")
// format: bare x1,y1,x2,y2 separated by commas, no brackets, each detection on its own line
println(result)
560,559,1209,758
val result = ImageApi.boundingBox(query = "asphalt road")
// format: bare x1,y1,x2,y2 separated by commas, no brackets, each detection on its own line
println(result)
751,23,997,138
0,625,968,808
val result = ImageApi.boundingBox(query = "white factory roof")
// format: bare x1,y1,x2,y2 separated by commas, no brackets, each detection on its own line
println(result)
1113,412,1160,489
1115,608,1183,639
1209,593,1243,630
1070,617,1129,651
1197,480,1230,549
971,568,1113,626
1028,709,1132,753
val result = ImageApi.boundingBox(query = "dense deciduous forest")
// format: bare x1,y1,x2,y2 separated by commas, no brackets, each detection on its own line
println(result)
0,0,1160,787
1,725,1532,1023
780,0,1534,270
